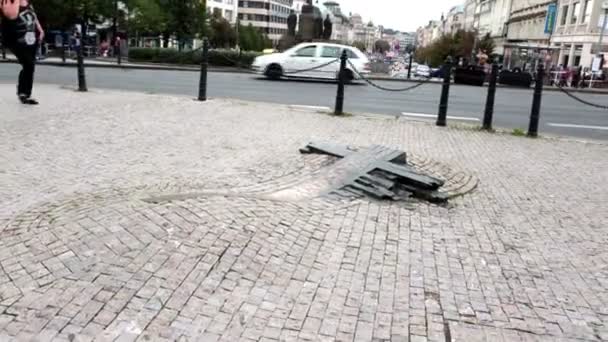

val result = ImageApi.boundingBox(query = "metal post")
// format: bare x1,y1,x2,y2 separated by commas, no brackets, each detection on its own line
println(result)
407,53,413,79
198,38,209,101
116,41,122,65
77,43,87,92
61,42,66,63
527,62,545,137
482,62,499,130
1,45,6,60
436,56,453,126
334,50,348,115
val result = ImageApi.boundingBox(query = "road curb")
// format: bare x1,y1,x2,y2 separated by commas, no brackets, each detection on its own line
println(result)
0,58,253,74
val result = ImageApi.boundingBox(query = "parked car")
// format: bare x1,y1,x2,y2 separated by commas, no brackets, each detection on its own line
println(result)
414,65,431,78
430,64,451,79
252,42,371,81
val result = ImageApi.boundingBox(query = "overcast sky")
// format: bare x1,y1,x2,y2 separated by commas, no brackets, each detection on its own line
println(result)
336,0,462,32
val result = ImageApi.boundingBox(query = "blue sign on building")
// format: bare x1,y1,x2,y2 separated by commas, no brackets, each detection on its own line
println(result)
545,3,557,34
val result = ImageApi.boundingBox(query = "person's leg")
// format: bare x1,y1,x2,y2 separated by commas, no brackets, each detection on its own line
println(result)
10,44,38,104
22,46,37,98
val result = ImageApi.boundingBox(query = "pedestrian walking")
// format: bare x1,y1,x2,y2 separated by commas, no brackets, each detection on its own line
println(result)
0,0,43,104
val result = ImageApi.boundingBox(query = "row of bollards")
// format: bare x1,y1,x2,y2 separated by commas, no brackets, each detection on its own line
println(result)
74,38,210,98
72,39,545,135
426,56,544,137
331,54,545,136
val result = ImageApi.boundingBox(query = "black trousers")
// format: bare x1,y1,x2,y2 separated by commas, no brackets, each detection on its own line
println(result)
8,44,37,97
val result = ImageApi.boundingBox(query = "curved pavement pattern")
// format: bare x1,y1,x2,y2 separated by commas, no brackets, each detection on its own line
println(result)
0,85,607,341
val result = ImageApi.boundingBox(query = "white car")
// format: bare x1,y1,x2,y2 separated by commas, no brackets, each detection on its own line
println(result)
252,42,371,81
415,65,431,78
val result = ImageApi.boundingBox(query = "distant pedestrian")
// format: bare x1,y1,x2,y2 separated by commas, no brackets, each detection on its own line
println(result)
1,0,43,104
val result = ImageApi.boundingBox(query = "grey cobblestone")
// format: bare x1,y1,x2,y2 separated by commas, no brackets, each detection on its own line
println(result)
0,85,606,341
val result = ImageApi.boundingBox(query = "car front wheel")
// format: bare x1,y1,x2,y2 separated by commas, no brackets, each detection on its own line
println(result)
265,64,283,80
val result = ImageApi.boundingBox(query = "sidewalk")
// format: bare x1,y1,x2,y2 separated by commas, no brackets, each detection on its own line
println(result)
1,84,607,341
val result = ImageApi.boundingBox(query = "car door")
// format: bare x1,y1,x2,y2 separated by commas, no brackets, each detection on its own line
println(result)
318,45,342,79
283,45,319,78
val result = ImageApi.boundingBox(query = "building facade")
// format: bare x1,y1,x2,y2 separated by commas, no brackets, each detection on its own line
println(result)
446,5,465,34
291,0,307,13
552,0,602,67
416,20,440,47
208,0,239,23
238,0,293,45
323,1,353,43
463,0,478,30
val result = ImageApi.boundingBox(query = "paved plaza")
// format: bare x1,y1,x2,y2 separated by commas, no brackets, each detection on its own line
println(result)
0,84,607,341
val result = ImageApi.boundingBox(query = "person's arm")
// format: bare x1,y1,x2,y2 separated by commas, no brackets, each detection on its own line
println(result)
1,0,19,19
35,18,44,41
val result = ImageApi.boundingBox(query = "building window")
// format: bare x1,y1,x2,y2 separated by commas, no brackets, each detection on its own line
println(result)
560,5,569,25
571,2,580,24
583,0,592,23
225,10,233,22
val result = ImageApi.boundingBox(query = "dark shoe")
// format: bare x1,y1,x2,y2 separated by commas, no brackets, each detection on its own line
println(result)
18,95,39,105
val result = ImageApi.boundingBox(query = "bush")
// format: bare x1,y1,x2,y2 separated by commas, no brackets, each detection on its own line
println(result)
127,48,261,67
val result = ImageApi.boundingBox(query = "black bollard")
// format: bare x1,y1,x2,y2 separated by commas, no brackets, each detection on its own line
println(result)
334,50,348,115
482,62,499,130
116,42,122,65
407,53,413,79
77,46,87,92
198,38,209,101
527,63,545,137
61,43,66,63
436,56,453,127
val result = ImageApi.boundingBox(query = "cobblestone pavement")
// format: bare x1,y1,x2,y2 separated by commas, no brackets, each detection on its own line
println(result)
1,84,607,341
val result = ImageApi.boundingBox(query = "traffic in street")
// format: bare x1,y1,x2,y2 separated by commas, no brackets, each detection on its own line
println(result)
0,63,607,140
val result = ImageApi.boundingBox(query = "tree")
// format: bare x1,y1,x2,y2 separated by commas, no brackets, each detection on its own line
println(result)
478,33,496,56
414,30,484,67
352,41,366,52
209,14,236,48
374,40,390,53
128,0,168,35
34,0,116,30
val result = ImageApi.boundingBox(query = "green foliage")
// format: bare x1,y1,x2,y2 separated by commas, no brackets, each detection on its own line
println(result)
478,33,496,55
415,30,488,67
128,0,168,34
128,47,261,67
511,128,526,136
34,0,116,29
351,41,367,52
238,24,271,52
208,15,236,48
374,40,390,53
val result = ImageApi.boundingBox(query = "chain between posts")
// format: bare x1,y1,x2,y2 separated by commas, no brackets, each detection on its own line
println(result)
556,84,608,110
347,60,432,92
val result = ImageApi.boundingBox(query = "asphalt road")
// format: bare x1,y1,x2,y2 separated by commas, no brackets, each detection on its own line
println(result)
1,63,607,140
